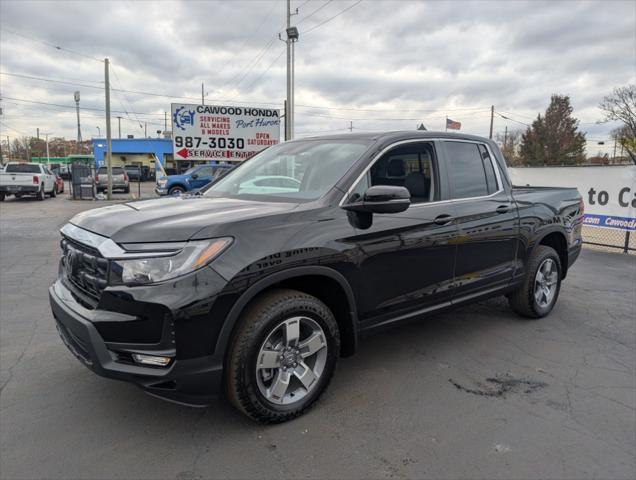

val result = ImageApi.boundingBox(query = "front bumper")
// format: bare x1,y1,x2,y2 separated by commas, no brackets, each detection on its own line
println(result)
49,280,224,406
155,186,168,196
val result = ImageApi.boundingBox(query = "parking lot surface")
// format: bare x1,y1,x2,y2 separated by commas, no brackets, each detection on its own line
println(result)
1,192,635,480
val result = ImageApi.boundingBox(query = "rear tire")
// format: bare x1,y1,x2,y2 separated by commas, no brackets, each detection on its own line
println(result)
0,192,5,202
50,186,56,198
37,185,46,201
226,289,340,423
508,245,562,318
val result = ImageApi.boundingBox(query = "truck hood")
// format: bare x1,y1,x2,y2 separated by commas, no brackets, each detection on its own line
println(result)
69,195,299,243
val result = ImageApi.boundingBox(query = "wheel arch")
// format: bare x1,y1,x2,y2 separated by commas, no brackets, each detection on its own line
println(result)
168,183,186,192
535,229,569,279
215,266,359,362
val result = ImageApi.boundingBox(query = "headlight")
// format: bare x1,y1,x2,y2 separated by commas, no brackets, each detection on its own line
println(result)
112,237,232,285
157,179,167,187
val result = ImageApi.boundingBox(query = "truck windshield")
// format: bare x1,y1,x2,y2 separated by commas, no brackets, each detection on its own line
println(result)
5,164,41,173
203,139,370,202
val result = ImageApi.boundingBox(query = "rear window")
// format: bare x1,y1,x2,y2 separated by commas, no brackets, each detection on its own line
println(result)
445,142,499,199
6,164,41,173
98,167,125,174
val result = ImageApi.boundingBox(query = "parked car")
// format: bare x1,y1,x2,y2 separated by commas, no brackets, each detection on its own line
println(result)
54,175,65,194
95,166,129,193
124,165,142,182
50,131,583,423
0,162,57,201
155,163,234,196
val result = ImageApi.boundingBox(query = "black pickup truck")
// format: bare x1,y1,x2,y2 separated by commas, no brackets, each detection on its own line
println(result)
49,131,583,422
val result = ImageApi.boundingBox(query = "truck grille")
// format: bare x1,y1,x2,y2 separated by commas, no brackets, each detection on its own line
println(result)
61,237,109,302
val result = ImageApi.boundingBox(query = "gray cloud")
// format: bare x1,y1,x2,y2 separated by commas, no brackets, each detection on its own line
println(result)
1,0,634,151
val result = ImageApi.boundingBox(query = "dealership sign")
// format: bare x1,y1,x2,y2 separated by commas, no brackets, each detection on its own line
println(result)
171,104,280,161
509,165,636,231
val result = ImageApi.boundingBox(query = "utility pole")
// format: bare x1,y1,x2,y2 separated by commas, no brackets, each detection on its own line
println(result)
74,91,82,150
36,128,40,140
164,111,167,133
613,138,617,161
104,57,113,200
489,105,494,139
284,0,299,140
144,122,147,138
201,83,205,105
504,125,508,148
117,116,122,139
349,121,353,132
44,133,50,164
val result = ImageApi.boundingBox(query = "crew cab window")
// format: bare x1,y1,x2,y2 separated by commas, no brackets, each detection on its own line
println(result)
347,142,437,204
195,166,214,178
5,164,41,173
445,142,499,199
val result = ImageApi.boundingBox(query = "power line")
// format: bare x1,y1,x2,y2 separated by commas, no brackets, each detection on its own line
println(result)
297,1,333,24
0,121,28,136
304,0,363,35
1,27,104,63
1,96,164,117
243,48,286,91
214,1,279,80
1,71,499,114
496,111,530,127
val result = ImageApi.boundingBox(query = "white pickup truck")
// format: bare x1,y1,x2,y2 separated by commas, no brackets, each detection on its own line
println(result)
0,162,57,201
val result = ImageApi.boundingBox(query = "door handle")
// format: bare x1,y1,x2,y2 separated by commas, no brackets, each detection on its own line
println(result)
434,214,454,225
496,205,510,214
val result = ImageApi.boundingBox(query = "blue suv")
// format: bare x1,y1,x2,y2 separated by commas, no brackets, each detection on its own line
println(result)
155,164,233,196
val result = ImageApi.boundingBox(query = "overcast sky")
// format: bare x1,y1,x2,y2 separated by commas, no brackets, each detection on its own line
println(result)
1,0,635,155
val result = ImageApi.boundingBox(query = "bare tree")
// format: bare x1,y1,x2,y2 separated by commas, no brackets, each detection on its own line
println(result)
599,84,636,162
496,129,523,166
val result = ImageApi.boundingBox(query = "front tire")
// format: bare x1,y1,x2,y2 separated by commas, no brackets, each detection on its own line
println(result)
168,186,185,195
226,289,340,423
508,245,562,318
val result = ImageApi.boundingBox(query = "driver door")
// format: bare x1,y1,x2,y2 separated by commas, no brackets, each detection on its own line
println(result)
190,166,214,189
343,141,458,327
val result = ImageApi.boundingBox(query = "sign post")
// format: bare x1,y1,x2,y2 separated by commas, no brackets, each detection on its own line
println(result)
170,104,281,164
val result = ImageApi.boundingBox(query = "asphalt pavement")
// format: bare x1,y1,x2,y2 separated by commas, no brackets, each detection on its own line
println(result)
1,189,635,480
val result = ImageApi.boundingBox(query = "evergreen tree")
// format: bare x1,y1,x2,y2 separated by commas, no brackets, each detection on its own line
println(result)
519,95,586,165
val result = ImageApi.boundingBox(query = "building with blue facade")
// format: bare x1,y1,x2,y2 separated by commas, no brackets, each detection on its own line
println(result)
92,138,173,170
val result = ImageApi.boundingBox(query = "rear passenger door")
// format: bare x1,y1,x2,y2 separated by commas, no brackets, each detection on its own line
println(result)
441,140,518,300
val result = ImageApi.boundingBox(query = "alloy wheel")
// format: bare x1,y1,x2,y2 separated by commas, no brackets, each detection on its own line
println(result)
255,316,328,405
534,258,558,308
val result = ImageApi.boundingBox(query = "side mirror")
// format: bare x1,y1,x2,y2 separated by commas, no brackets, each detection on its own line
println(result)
191,173,199,179
342,185,411,214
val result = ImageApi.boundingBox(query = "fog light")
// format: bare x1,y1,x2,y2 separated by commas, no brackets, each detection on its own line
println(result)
132,353,172,367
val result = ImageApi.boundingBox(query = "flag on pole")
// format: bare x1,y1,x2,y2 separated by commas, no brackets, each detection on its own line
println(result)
446,118,461,130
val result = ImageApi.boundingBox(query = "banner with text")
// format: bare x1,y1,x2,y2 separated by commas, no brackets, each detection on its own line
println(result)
509,165,636,231
171,104,280,162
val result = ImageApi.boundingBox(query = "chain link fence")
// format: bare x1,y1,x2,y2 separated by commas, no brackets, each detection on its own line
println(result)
582,226,634,254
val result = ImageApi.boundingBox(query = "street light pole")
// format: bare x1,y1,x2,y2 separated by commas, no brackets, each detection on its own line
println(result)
117,116,122,139
285,0,299,140
104,57,113,200
44,133,51,164
74,91,82,152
